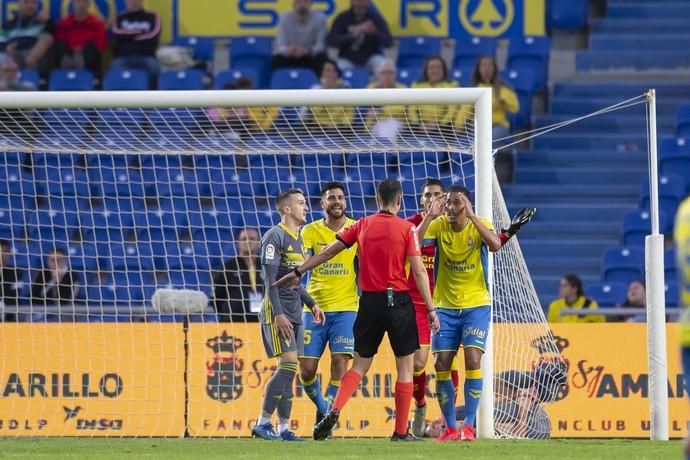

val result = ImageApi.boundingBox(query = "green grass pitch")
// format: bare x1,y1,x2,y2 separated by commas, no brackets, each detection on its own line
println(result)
0,438,682,459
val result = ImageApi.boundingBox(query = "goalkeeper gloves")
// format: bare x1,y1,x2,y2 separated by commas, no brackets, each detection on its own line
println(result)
502,207,536,237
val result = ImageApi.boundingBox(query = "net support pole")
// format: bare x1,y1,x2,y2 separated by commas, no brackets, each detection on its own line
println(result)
475,88,494,439
645,89,669,441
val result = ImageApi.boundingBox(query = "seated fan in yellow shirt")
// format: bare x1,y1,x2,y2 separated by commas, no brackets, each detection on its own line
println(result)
547,274,605,323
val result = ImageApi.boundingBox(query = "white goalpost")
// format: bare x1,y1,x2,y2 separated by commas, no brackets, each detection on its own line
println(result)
0,87,562,438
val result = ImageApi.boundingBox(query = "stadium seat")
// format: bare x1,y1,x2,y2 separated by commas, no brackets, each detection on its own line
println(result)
500,68,536,129
397,67,422,87
453,37,497,73
601,246,644,285
450,68,472,87
665,247,677,281
174,36,215,62
270,68,318,89
676,104,690,138
507,36,550,92
620,209,670,247
214,68,261,89
230,37,273,88
0,196,27,240
666,282,680,307
660,138,690,191
341,67,370,89
17,68,39,89
397,37,442,69
585,282,628,307
48,69,94,91
547,0,588,30
158,69,205,90
103,69,149,91
68,242,100,272
640,174,686,218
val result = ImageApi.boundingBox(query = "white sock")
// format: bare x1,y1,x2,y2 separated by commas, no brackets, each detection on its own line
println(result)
257,415,271,426
278,422,289,433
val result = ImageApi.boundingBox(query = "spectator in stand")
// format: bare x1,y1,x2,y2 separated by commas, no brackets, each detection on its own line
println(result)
212,227,263,323
31,247,77,307
55,0,107,76
272,0,327,74
206,76,278,139
365,59,406,140
110,0,160,87
609,280,647,323
1,0,54,73
0,56,35,90
326,0,392,74
547,274,605,323
301,59,353,134
407,56,459,135
455,55,519,140
0,239,24,321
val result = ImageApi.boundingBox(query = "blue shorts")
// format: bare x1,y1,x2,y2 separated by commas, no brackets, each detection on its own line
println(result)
431,306,491,353
300,311,356,359
683,347,690,396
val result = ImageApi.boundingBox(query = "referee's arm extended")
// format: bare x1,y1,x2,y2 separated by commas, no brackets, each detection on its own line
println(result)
273,239,347,287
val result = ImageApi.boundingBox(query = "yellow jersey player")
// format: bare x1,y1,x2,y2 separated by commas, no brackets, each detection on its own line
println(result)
674,197,690,459
418,185,502,442
299,182,359,426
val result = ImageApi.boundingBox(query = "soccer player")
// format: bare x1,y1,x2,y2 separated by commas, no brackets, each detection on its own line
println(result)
299,182,359,424
674,197,690,459
417,185,501,442
406,178,446,437
275,179,440,441
252,189,324,441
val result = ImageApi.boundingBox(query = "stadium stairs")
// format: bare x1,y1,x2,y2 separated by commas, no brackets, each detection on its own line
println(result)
503,0,690,309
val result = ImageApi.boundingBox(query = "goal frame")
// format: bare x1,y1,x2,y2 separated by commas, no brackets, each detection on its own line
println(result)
0,87,495,437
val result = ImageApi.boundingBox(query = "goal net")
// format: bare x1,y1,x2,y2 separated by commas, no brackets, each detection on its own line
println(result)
0,88,561,438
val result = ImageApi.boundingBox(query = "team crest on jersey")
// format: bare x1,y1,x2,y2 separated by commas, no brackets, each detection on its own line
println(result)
265,244,275,260
205,331,244,403
467,236,475,248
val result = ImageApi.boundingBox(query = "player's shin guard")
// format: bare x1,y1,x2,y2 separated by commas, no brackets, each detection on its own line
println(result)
261,362,297,418
332,369,362,412
299,374,328,415
463,368,482,428
394,381,413,436
435,371,457,430
412,369,426,407
326,379,340,411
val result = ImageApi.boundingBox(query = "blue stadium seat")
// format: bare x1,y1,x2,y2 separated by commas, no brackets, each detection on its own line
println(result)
0,196,27,240
501,69,535,129
0,166,35,198
676,104,690,138
584,282,628,307
507,36,550,92
174,36,215,61
214,68,261,89
666,282,680,307
109,241,154,271
640,174,686,218
103,69,149,90
547,0,588,30
89,167,145,198
68,242,100,272
270,68,318,89
341,67,370,89
17,68,39,89
48,69,94,91
397,37,441,69
659,137,690,191
230,37,273,88
665,247,677,281
159,69,205,90
453,37,497,74
450,68,472,87
601,246,644,284
397,67,422,87
620,209,669,247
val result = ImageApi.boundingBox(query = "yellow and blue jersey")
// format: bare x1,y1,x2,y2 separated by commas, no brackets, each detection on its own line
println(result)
301,218,359,313
675,197,690,347
422,215,494,309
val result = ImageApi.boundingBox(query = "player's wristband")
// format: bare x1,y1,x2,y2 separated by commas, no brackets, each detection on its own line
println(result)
293,267,302,277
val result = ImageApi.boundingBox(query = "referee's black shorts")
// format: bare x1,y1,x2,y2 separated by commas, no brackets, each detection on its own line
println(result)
354,291,419,358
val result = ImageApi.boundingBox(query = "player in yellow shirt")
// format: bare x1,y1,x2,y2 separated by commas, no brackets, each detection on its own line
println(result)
299,182,359,426
674,197,690,458
417,185,502,442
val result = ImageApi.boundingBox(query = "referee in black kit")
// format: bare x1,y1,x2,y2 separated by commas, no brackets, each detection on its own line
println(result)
274,179,440,441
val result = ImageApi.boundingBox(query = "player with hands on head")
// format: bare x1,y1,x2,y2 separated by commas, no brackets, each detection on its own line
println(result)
275,179,439,442
252,189,324,442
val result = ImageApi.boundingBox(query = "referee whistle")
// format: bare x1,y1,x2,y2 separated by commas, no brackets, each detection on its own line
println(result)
387,286,394,307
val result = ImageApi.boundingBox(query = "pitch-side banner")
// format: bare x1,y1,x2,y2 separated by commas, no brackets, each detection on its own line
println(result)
0,324,185,436
548,323,688,438
177,0,545,39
